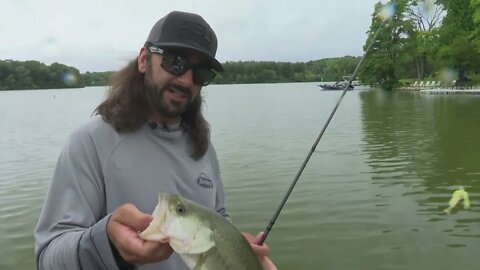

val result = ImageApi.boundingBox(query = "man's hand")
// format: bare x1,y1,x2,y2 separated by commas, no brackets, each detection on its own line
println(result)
107,204,173,265
242,232,277,270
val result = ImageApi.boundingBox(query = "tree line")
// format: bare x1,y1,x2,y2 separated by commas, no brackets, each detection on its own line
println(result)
0,60,84,90
214,56,360,84
0,57,361,90
0,60,118,90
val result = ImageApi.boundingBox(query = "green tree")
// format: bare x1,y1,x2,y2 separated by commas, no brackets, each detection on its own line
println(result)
359,0,415,90
470,0,480,62
407,0,445,79
436,0,480,83
0,60,84,90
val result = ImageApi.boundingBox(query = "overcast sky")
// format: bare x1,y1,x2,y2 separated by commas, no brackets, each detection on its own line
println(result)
1,0,384,72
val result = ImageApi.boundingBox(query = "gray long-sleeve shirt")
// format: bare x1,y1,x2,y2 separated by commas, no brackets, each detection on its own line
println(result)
34,116,229,270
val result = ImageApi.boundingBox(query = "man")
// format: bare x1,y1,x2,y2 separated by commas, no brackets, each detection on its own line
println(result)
35,11,275,270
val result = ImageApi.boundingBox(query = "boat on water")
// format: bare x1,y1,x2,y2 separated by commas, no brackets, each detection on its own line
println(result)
318,81,354,91
318,75,362,91
341,76,362,86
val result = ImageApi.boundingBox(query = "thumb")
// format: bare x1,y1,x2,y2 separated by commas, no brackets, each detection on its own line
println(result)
253,231,264,245
113,203,153,231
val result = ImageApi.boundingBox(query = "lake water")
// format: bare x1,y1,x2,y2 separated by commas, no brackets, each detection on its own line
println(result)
1,83,479,270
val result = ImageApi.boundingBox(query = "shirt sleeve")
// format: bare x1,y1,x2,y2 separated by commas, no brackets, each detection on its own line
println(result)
34,127,122,270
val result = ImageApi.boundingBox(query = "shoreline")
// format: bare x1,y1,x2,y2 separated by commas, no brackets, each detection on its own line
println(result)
398,87,480,94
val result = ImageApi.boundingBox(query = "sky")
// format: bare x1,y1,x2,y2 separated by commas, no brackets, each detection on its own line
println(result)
0,0,384,73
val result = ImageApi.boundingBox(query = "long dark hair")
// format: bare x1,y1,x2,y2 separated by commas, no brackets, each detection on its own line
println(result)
94,55,210,160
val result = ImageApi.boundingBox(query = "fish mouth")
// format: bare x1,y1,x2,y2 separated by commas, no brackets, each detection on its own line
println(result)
157,194,170,230
139,193,170,241
140,193,215,255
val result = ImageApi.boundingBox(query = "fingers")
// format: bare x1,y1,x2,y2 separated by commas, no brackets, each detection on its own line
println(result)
112,203,152,231
243,232,269,257
242,231,277,269
250,242,270,257
119,240,173,265
131,241,173,265
252,231,264,245
107,204,173,265
260,256,278,270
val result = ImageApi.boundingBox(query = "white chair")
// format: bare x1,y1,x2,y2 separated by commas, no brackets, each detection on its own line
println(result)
451,80,457,89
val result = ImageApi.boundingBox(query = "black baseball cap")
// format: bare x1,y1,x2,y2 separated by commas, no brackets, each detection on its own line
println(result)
145,11,223,72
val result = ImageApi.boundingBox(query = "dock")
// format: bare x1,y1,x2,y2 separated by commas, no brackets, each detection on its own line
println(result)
420,89,480,95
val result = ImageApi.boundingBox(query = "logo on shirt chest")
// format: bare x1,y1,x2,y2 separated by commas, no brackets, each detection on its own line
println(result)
196,173,214,189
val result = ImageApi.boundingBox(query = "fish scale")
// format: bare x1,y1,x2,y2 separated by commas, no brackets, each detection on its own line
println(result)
198,242,262,270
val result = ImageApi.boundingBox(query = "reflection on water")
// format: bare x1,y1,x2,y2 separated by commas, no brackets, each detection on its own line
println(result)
357,90,480,269
0,85,479,269
361,91,480,215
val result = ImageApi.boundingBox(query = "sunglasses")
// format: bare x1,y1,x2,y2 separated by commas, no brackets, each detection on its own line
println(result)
147,46,216,86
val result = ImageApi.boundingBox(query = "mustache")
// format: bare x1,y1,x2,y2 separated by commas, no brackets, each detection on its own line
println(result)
165,83,192,97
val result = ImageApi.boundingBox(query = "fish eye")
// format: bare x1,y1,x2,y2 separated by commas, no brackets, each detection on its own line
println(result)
176,203,186,214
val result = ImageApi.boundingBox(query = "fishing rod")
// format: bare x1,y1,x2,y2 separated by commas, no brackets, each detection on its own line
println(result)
258,14,389,246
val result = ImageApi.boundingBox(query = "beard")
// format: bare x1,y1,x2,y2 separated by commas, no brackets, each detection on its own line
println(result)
144,69,193,119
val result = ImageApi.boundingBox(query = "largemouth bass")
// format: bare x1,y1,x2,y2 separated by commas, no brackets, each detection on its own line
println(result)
139,193,264,270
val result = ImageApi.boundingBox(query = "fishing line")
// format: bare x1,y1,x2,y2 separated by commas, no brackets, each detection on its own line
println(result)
258,15,389,246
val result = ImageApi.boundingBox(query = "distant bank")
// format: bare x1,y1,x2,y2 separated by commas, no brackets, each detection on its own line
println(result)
0,60,115,90
0,56,361,90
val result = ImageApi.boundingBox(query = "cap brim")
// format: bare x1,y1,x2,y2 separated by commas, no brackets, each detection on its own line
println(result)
153,43,224,72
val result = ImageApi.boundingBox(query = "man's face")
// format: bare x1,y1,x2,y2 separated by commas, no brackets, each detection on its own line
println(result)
143,49,206,122
144,65,196,119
